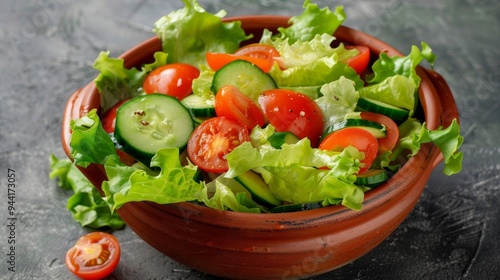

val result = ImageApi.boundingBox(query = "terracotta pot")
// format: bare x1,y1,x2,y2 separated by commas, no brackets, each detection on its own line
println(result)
61,16,459,280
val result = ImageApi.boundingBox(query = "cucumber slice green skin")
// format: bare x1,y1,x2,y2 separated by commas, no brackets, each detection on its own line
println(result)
355,169,389,188
271,201,324,213
267,131,300,149
322,118,386,141
181,94,216,118
357,97,410,123
234,171,282,208
211,60,277,103
187,106,215,118
114,94,194,163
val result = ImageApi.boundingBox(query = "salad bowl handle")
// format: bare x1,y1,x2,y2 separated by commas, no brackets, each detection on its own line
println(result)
422,68,460,169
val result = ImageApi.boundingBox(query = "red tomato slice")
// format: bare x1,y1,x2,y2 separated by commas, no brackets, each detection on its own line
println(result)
234,43,280,70
187,117,250,173
101,99,129,133
206,52,273,73
206,44,279,73
214,85,265,130
143,63,200,100
258,89,324,147
65,232,121,280
360,111,400,154
345,46,370,75
234,43,280,59
319,127,379,174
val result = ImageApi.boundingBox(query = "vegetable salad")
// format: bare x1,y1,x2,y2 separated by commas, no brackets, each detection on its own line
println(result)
64,0,463,214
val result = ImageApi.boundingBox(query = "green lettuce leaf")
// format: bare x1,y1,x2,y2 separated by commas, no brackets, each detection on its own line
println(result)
359,75,417,115
358,42,436,118
268,33,357,69
142,51,169,72
153,0,251,67
69,109,120,168
371,150,399,172
102,149,205,211
183,66,216,111
191,66,216,98
264,31,363,90
195,177,263,213
93,51,168,112
225,126,365,209
225,139,359,178
316,76,360,128
49,155,125,229
255,164,364,210
268,52,363,89
391,118,463,175
367,42,436,87
276,0,346,44
93,51,144,112
100,150,263,213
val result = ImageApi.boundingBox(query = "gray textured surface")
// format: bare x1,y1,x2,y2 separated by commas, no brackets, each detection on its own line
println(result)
1,0,499,279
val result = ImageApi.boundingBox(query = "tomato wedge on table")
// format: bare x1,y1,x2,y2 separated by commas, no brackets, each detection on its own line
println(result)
187,117,250,173
319,127,379,174
360,111,399,154
258,89,324,147
345,45,370,75
65,232,121,280
142,63,200,100
214,85,266,130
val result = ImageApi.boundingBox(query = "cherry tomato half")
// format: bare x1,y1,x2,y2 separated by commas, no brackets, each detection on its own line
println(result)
345,46,370,75
234,43,280,59
206,52,273,73
65,232,121,280
206,43,280,73
319,127,379,174
101,99,129,133
143,63,200,100
214,85,266,130
360,111,400,154
258,89,324,147
187,117,250,173
234,43,280,71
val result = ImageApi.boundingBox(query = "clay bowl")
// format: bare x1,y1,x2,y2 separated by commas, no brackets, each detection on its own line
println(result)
61,15,459,280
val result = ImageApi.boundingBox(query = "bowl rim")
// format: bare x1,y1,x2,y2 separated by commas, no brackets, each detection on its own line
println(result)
61,15,454,228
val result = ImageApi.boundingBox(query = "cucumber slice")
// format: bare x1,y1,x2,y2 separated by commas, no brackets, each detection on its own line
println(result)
212,60,277,103
355,169,389,188
271,201,324,213
357,97,410,122
115,94,194,162
181,94,215,118
322,118,386,140
267,131,300,149
235,170,281,207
